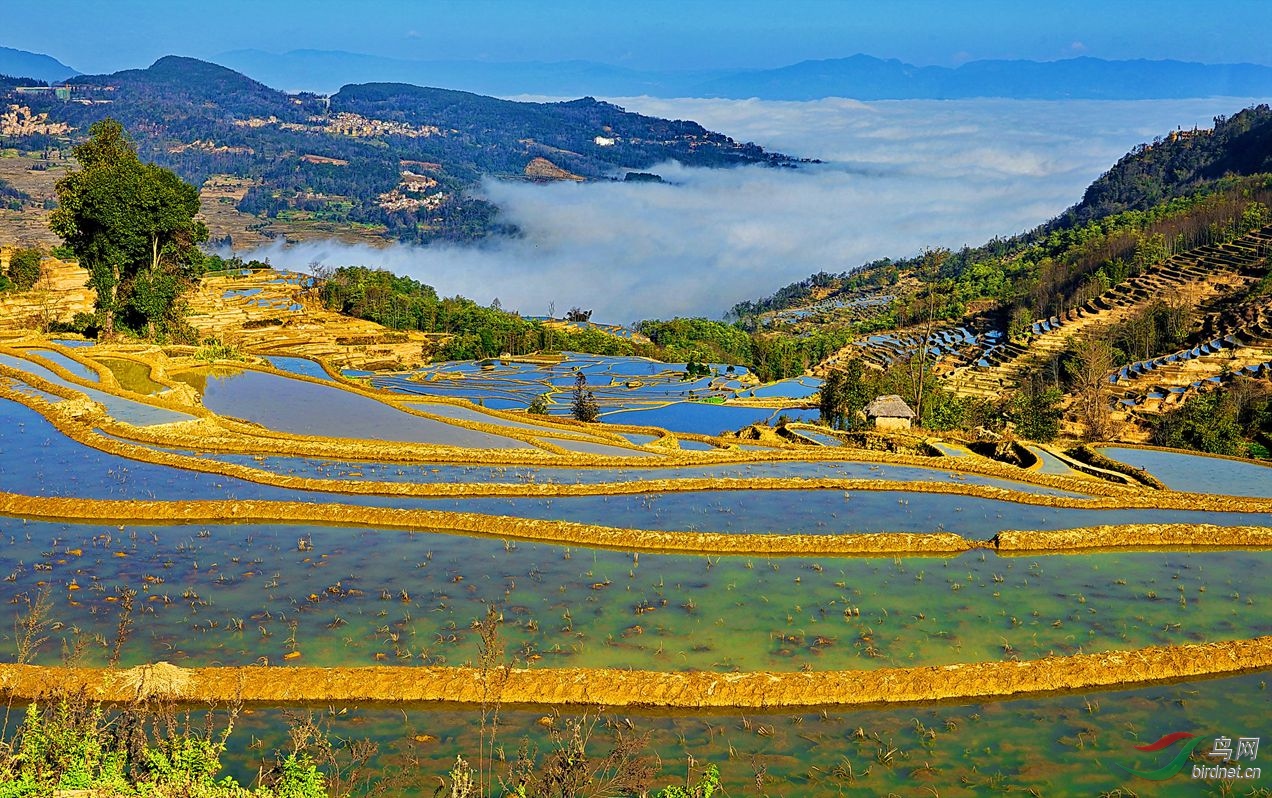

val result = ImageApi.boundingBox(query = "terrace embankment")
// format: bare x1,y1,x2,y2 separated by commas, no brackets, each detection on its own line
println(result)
0,491,972,555
3,636,1269,709
994,523,1272,552
1,491,1269,555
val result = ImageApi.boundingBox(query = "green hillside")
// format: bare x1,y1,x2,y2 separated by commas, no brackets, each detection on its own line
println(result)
0,56,795,244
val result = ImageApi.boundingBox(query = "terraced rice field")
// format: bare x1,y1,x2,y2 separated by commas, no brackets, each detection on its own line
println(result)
0,341,1269,795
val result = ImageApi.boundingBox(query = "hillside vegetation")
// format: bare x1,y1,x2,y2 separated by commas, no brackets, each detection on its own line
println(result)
737,105,1272,453
1,56,793,245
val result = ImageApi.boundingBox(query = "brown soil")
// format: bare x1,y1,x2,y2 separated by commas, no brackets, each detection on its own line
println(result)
524,157,584,181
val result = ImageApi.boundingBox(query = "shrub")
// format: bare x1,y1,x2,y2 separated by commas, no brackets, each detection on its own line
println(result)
194,337,247,362
527,393,551,415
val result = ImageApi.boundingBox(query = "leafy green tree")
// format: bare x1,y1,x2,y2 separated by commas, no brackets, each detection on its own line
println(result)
527,393,551,415
50,119,207,338
6,247,43,291
818,369,844,428
820,358,870,430
1152,390,1250,455
570,370,599,422
1008,374,1063,442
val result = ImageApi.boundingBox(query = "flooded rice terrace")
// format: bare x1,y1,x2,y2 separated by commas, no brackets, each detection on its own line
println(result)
9,520,1271,671
1,343,1270,794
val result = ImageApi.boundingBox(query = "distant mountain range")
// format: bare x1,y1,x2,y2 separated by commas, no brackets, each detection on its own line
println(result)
4,44,1271,100
217,49,1272,100
0,46,78,83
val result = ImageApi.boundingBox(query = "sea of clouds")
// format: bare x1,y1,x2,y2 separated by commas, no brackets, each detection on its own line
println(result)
238,96,1268,322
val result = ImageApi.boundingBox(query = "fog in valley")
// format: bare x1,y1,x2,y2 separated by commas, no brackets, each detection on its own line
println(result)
242,96,1265,323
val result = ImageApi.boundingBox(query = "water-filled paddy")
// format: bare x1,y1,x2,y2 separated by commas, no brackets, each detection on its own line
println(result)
192,369,536,449
6,395,1270,536
25,348,101,382
370,353,806,434
601,402,821,436
537,436,654,457
218,670,1270,796
422,489,1270,535
93,356,169,395
0,398,293,501
0,353,195,426
1027,445,1081,477
1099,446,1272,498
6,521,1270,672
120,445,1092,496
262,355,335,382
738,375,822,399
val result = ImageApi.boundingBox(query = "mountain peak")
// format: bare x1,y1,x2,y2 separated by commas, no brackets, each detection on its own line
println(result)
0,46,78,83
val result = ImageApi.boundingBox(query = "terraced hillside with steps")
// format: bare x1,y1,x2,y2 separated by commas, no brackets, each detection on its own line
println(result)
1108,309,1272,412
0,253,95,332
184,269,434,371
945,224,1272,400
812,323,1006,380
764,288,896,329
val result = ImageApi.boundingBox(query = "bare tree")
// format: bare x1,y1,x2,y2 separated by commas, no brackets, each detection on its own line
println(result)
907,248,948,426
1069,335,1115,439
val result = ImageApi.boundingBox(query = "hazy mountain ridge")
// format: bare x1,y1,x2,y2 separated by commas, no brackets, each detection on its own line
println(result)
0,46,78,83
216,48,1272,100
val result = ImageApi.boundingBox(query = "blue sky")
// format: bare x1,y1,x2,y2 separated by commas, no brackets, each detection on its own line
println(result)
9,0,1272,74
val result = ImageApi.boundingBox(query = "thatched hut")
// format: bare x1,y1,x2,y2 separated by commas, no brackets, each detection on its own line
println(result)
864,394,916,430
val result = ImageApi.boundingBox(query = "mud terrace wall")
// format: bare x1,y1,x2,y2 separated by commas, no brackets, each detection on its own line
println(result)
994,523,1272,552
2,636,1270,709
1,491,1269,556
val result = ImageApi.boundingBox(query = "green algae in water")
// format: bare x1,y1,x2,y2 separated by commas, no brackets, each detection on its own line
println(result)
214,671,1272,796
94,357,170,395
7,521,1270,673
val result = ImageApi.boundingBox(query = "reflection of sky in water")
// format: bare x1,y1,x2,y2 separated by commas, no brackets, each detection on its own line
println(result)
1099,446,1272,498
6,397,1265,535
0,353,195,426
198,369,535,448
24,348,101,382
373,353,762,417
90,437,1093,497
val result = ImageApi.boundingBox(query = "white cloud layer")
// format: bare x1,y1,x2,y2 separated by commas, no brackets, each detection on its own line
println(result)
239,96,1268,322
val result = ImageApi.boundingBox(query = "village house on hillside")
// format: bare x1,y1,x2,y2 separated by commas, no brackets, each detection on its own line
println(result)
865,394,916,430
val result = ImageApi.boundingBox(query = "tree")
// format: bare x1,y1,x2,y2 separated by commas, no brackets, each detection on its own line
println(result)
6,247,42,291
1009,373,1063,441
818,369,844,428
906,249,948,425
527,393,551,415
1065,336,1115,440
570,370,599,422
820,358,870,430
50,119,207,338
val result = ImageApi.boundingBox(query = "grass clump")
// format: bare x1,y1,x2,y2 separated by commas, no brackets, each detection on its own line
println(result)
194,337,248,363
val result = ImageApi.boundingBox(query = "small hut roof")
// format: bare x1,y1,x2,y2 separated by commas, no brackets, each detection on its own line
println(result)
864,394,916,419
